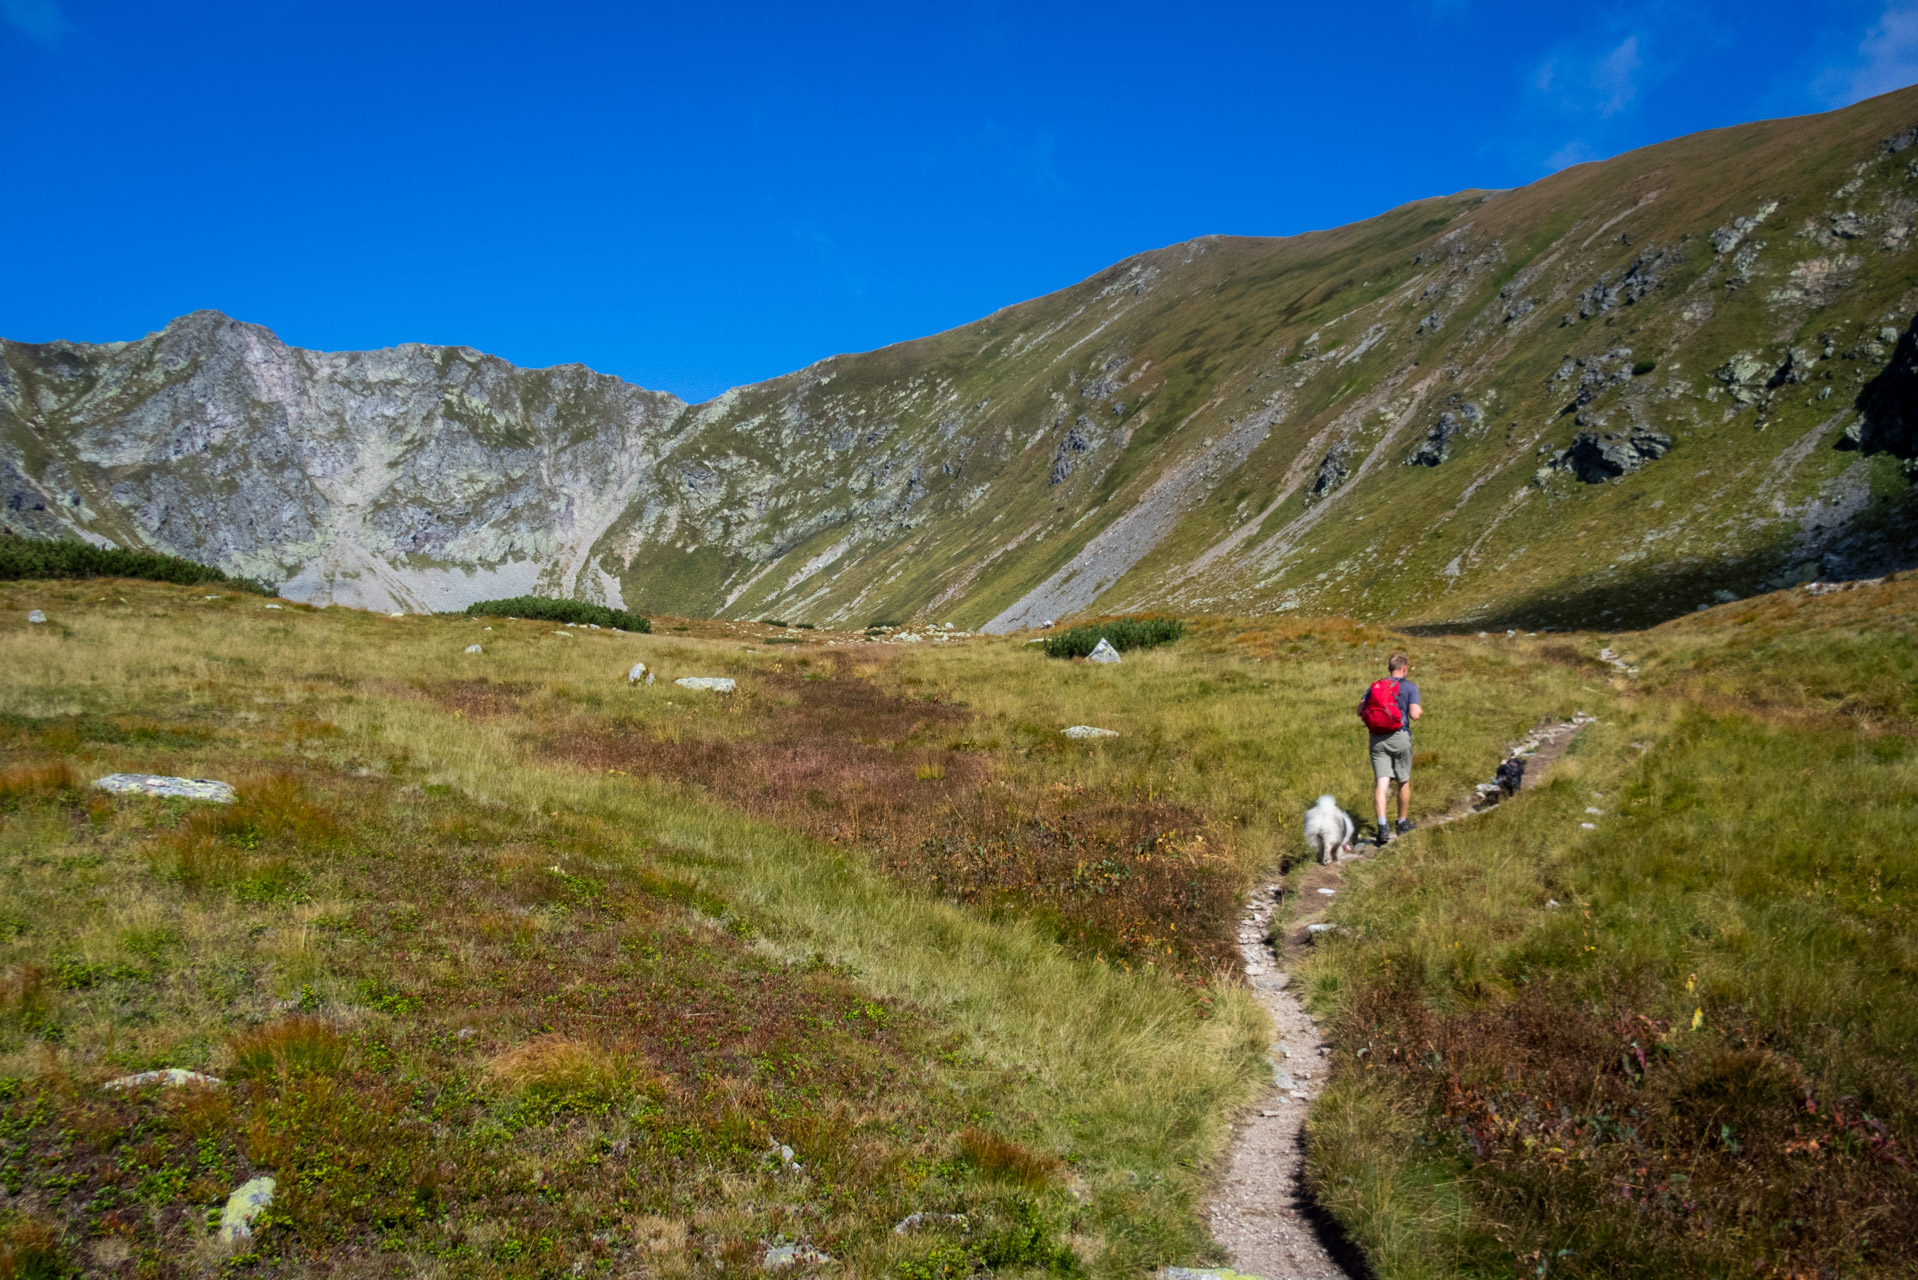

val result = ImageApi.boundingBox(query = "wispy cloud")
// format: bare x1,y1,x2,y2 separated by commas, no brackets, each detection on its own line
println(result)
2,0,67,44
1546,139,1601,171
1593,36,1641,116
1530,32,1645,120
1817,3,1918,105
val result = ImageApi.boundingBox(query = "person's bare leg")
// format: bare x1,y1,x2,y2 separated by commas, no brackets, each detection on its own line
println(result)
1397,779,1411,822
1374,774,1391,827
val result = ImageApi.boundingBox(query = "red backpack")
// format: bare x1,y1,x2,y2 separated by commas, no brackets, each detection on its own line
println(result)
1359,678,1404,733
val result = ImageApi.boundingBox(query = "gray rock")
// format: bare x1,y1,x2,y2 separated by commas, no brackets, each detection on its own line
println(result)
1560,426,1673,483
1406,403,1483,466
1086,638,1122,664
1308,446,1351,499
894,1213,969,1235
93,774,237,803
464,643,483,654
103,1068,222,1091
627,661,648,683
1715,352,1770,403
1063,725,1119,739
26,608,46,623
673,676,736,693
763,1243,834,1269
1711,200,1779,255
220,1176,276,1243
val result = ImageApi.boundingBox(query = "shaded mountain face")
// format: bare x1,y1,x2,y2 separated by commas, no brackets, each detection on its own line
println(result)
7,89,1918,628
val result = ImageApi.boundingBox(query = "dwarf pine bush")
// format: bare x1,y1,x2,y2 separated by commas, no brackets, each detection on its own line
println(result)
463,595,651,632
1042,616,1184,658
0,534,274,594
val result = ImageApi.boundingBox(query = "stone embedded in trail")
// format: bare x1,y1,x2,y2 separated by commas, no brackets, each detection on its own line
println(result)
1086,638,1122,663
674,676,736,693
220,1176,276,1243
26,609,46,624
103,1068,222,1091
94,774,237,803
1063,725,1118,740
1162,1268,1270,1280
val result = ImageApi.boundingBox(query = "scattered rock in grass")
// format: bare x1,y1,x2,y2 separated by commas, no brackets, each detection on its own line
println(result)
553,630,573,638
456,1028,477,1041
26,609,46,623
1316,888,1335,896
464,644,483,655
1086,638,1122,664
767,1142,802,1170
1580,822,1598,829
763,1243,834,1269
220,1176,276,1243
264,604,282,609
894,1213,970,1235
388,611,404,619
1306,922,1337,934
103,1068,222,1091
1586,806,1604,815
93,774,237,803
628,662,648,683
674,677,736,693
1062,725,1118,739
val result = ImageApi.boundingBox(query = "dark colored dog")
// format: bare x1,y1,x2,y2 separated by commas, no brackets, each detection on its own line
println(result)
1495,757,1527,797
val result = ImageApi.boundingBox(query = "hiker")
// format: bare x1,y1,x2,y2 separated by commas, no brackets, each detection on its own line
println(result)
1357,652,1421,846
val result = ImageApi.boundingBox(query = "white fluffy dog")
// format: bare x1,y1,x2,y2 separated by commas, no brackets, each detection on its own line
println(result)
1303,794,1356,864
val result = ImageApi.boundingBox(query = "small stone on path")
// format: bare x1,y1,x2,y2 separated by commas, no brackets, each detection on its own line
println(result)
94,774,237,803
675,677,736,693
1316,887,1335,896
1062,725,1118,739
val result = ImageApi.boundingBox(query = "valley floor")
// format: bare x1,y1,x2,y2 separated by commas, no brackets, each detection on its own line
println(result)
0,579,1911,1278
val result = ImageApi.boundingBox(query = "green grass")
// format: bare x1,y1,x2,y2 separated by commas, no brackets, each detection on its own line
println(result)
0,534,273,595
464,595,651,633
1,576,1910,1277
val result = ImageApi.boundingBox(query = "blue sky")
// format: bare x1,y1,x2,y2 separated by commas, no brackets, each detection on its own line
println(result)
4,1,1915,402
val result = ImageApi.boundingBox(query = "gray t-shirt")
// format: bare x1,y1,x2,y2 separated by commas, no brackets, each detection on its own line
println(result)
1359,678,1420,737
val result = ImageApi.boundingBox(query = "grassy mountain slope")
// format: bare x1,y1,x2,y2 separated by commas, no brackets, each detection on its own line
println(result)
5,90,1917,628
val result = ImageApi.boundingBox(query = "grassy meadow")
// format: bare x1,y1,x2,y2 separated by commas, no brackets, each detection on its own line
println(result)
0,578,1911,1278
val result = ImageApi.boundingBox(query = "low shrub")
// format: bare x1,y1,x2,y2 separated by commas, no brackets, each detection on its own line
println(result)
0,533,274,594
463,595,651,632
1041,616,1184,659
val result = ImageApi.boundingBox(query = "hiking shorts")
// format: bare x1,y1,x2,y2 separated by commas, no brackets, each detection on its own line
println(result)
1370,729,1413,783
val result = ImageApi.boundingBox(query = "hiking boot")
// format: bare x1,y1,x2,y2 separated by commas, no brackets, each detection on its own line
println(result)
1375,821,1392,847
1396,818,1417,836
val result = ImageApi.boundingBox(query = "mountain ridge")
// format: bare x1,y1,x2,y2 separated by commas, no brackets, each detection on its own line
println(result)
6,87,1918,628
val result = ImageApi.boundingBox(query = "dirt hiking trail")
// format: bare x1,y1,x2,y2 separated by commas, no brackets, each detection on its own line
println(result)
1201,715,1592,1280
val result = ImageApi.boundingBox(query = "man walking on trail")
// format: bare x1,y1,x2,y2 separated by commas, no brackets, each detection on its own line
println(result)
1358,652,1422,846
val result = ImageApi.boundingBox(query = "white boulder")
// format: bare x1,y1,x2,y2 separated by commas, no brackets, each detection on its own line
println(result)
103,1068,222,1091
220,1176,277,1242
26,609,46,624
674,677,736,693
94,774,237,803
464,644,483,655
1062,725,1119,740
1086,638,1122,663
